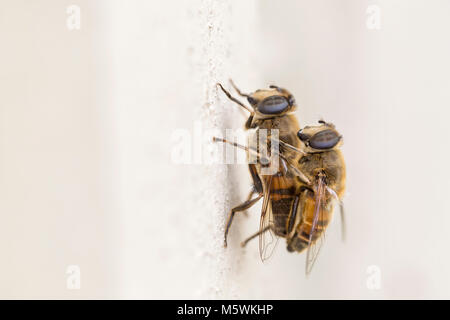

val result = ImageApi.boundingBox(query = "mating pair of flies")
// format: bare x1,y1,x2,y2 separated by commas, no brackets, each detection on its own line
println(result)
214,80,346,275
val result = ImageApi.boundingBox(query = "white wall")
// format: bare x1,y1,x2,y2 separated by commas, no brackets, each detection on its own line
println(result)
1,0,450,299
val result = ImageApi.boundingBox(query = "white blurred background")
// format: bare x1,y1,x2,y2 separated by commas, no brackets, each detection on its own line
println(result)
1,0,450,299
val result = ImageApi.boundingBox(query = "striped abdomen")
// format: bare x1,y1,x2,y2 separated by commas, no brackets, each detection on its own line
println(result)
268,174,299,237
286,189,333,253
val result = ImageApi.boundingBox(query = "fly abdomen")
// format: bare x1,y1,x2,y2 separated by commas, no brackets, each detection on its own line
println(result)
269,175,298,237
287,190,332,253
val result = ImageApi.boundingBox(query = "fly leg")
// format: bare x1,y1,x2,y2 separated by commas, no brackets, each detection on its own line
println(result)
229,79,250,98
223,164,264,248
213,139,266,247
241,163,264,216
212,137,269,163
240,226,271,248
216,83,253,114
241,187,256,217
224,194,263,247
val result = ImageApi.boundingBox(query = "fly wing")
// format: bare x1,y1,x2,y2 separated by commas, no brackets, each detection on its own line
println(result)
258,175,280,261
258,166,302,262
305,174,328,275
326,186,346,242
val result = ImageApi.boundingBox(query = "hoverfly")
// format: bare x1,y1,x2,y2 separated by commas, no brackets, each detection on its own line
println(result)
214,81,345,274
279,121,346,274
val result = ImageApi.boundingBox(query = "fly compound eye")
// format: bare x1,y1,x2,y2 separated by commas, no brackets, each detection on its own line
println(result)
257,96,289,115
309,129,341,150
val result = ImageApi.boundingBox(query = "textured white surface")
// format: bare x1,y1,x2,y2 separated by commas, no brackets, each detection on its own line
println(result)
107,0,261,298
